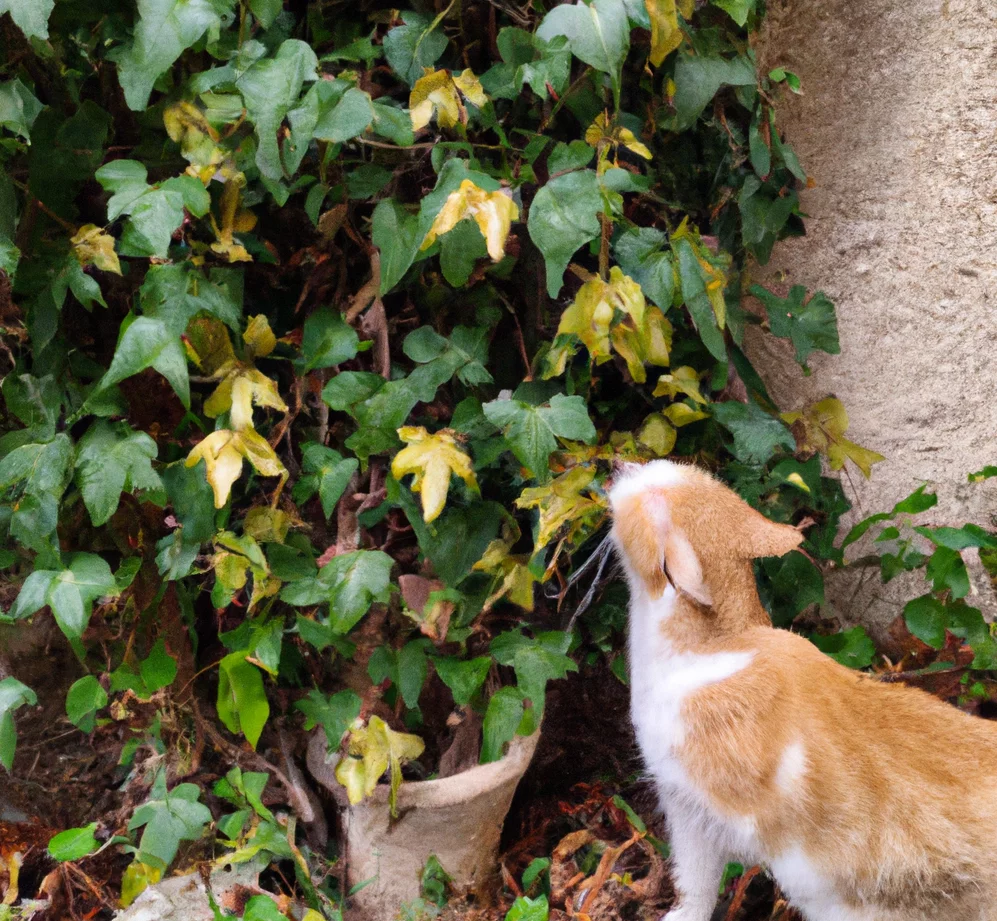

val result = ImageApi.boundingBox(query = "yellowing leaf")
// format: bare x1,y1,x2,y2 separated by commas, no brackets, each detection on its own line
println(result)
164,101,224,181
391,426,478,523
611,304,672,383
421,179,519,262
638,413,677,456
653,365,706,403
585,111,652,161
205,368,288,430
782,397,885,478
410,68,488,131
119,861,162,908
410,69,460,130
646,0,684,67
210,175,255,263
515,465,605,550
243,314,276,359
663,402,708,426
185,428,288,508
473,538,537,611
185,317,236,375
452,69,488,107
71,224,121,275
335,716,425,816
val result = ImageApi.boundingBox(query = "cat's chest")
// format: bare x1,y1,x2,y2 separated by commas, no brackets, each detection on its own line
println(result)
627,595,755,792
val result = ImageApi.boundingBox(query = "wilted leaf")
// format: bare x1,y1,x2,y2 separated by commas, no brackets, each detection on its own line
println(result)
391,426,478,523
585,111,651,160
335,715,425,815
421,179,518,262
646,0,683,66
71,224,121,275
653,365,706,403
782,397,885,477
473,539,537,610
185,428,288,508
515,465,605,548
410,68,487,131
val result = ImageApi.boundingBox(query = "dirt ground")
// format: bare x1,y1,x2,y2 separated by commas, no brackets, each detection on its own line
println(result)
749,0,997,634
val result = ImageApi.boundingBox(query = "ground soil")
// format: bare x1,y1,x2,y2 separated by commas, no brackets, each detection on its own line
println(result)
749,0,997,635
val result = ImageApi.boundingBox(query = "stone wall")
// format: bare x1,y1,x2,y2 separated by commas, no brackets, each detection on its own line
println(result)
749,0,997,633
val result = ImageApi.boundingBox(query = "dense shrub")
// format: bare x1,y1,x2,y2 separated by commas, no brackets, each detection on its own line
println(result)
0,0,882,906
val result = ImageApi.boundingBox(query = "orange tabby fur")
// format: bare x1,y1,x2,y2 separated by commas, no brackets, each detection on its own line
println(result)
608,460,997,921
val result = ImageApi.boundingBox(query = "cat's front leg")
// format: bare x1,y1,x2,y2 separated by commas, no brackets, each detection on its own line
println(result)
661,801,728,921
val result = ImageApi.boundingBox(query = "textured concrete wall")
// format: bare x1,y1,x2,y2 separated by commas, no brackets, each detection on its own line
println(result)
750,0,997,633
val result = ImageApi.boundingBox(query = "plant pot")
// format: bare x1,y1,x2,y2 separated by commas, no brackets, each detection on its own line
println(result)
307,726,540,919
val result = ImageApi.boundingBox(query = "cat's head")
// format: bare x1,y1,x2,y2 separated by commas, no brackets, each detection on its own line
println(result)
607,459,804,604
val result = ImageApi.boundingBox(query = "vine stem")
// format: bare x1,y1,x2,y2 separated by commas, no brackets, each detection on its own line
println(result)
599,212,611,281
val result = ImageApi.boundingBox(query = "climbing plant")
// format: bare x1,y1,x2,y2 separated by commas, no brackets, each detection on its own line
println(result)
0,0,879,907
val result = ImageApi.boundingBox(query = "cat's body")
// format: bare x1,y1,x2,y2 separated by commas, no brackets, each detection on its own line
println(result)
609,460,997,921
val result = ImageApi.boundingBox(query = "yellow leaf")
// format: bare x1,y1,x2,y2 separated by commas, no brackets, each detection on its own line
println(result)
119,861,162,909
677,0,694,17
653,365,706,403
421,179,518,262
185,317,236,375
452,68,488,107
205,368,288,430
663,402,709,426
611,304,672,383
185,428,288,508
473,538,537,611
210,175,255,263
71,224,121,275
164,101,223,180
243,314,276,359
638,413,677,456
585,112,652,162
243,506,292,543
410,68,461,130
392,426,478,523
336,716,425,816
781,397,885,478
516,466,605,549
646,0,684,67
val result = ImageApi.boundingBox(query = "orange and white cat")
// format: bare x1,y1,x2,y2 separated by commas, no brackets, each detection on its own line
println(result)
608,459,997,921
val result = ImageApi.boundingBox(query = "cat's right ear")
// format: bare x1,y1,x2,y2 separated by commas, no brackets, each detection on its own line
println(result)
611,490,712,605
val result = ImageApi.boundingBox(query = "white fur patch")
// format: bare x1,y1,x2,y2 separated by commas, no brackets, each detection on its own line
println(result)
608,459,690,507
627,585,754,791
770,850,876,921
775,740,807,794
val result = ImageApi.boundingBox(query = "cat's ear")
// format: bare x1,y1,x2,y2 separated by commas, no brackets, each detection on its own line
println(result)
611,490,712,605
725,494,805,560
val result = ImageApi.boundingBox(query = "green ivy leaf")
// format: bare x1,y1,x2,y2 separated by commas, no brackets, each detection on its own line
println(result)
138,263,243,336
527,170,602,297
248,0,280,28
481,686,526,764
217,651,270,749
839,484,937,550
313,86,375,144
671,53,756,130
66,675,108,733
140,639,178,695
74,420,163,527
114,0,229,111
750,284,839,370
238,39,319,180
128,770,212,867
295,689,362,746
505,895,549,921
0,677,36,771
712,401,794,465
810,627,876,669
101,316,190,409
242,896,286,921
47,823,100,862
710,0,757,27
292,443,358,519
383,10,449,85
434,656,491,707
672,234,726,361
372,199,421,295
904,594,948,649
483,394,596,480
10,553,118,645
536,0,629,107
613,227,675,310
914,524,997,552
0,79,43,140
301,306,360,371
397,640,428,709
0,0,54,39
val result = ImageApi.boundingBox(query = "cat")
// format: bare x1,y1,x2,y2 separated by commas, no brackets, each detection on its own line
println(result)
607,459,997,921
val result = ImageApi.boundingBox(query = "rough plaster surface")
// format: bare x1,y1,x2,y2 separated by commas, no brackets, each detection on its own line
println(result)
750,0,997,633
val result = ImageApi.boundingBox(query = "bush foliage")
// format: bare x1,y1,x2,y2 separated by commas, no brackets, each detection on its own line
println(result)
0,0,896,906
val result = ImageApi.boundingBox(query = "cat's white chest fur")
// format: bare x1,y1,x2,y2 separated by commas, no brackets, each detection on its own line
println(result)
627,585,758,847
